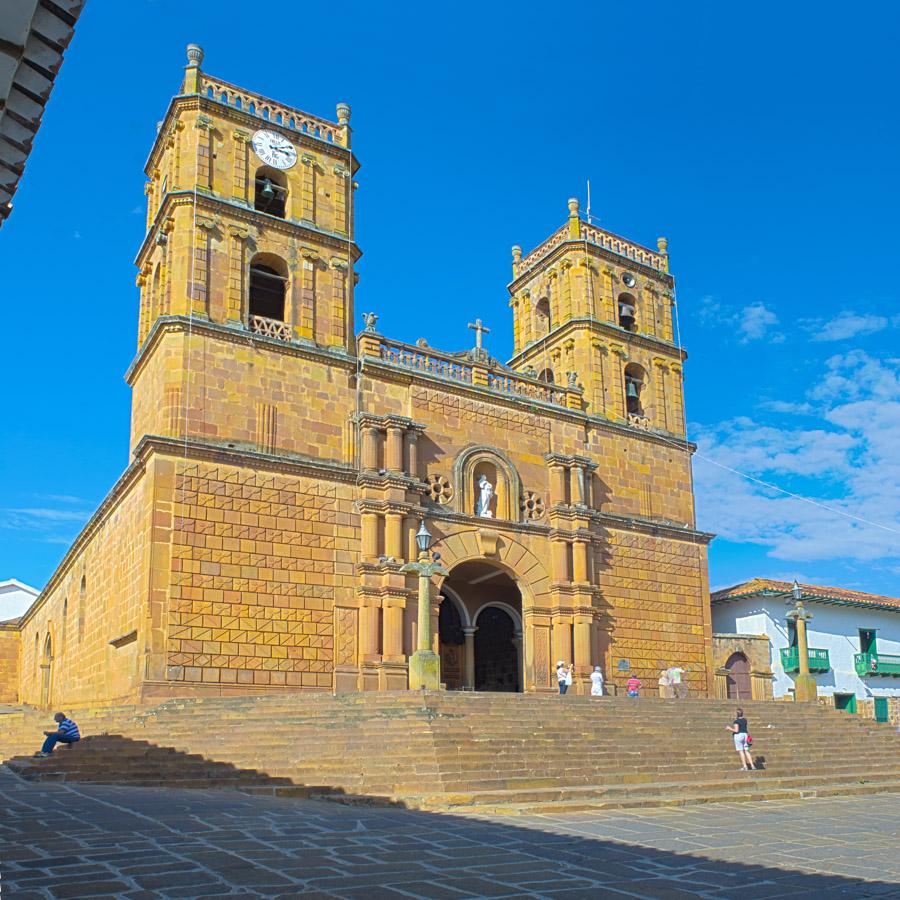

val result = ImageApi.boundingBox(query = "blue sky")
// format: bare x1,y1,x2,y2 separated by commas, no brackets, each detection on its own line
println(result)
2,1,899,595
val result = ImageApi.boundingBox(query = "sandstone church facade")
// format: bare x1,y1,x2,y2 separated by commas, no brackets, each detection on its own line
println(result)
9,47,714,707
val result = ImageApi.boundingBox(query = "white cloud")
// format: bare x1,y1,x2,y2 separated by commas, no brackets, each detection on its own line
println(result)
808,312,889,342
694,350,900,565
695,297,784,344
738,302,783,343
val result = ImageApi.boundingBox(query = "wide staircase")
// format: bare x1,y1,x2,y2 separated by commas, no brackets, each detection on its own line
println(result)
2,692,899,814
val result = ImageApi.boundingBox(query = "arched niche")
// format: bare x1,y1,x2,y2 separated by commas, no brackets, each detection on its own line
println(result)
453,446,522,522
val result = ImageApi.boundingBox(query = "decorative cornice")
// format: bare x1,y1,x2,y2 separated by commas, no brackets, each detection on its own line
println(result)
510,316,686,365
596,511,714,544
135,190,361,268
125,316,358,386
134,435,360,484
425,508,551,537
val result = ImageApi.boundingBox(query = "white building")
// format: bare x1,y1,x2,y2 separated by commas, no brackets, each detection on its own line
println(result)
712,578,900,719
0,579,40,622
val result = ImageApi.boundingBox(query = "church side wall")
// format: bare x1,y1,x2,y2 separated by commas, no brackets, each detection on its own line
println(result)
584,427,694,526
601,528,712,696
158,454,359,695
18,466,154,708
0,625,20,703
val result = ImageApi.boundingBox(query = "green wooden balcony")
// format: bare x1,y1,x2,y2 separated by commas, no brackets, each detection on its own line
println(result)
855,652,900,677
780,647,830,673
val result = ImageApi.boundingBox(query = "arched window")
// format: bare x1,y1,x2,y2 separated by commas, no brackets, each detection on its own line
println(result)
249,255,288,325
253,167,287,218
618,292,637,332
624,363,647,416
534,297,551,336
78,574,86,643
151,263,161,318
537,368,554,384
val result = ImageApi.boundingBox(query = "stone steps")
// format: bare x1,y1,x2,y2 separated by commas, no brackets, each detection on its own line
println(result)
4,691,898,813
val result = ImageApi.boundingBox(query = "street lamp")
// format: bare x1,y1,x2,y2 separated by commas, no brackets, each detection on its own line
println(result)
400,521,447,690
786,579,817,702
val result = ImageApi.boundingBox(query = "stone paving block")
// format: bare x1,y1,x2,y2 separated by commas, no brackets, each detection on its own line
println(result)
49,881,135,898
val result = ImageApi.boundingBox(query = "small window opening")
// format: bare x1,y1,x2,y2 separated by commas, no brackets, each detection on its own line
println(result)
537,368,554,384
860,629,877,654
787,620,797,647
535,297,551,335
618,293,637,332
249,260,287,322
254,168,287,218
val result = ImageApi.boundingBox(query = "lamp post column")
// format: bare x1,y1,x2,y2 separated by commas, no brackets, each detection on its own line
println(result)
788,581,817,703
401,522,447,691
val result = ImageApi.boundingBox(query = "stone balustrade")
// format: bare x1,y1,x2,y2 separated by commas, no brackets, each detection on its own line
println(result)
198,74,346,147
515,220,666,276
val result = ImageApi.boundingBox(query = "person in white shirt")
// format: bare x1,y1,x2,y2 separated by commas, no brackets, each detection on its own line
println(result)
556,661,572,695
589,666,604,697
668,666,688,699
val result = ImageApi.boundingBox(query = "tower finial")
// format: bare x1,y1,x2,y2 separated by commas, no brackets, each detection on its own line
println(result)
567,197,580,239
336,102,351,126
186,44,204,68
657,236,669,272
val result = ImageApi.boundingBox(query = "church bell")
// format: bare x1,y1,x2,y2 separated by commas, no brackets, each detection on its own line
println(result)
260,179,276,201
626,380,640,400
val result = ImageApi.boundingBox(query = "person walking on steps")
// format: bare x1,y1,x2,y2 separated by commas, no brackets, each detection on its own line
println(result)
625,674,642,697
590,666,604,697
35,712,80,757
728,707,755,770
556,661,573,695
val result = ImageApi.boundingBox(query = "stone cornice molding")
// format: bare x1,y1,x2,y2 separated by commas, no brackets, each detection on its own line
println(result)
510,316,687,365
355,498,423,516
135,435,360,485
126,316,358,386
135,190,361,269
426,508,551,537
595,511,714,544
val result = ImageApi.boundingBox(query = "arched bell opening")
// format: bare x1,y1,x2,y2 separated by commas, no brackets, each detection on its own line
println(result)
624,363,647,417
253,166,288,218
617,292,638,332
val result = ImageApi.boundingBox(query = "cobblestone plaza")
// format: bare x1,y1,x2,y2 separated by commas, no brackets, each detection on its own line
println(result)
3,769,899,899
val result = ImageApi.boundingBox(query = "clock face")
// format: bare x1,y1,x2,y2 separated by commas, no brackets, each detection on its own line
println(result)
251,130,297,169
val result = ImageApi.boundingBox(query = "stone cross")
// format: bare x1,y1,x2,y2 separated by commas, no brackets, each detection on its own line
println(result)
468,318,490,350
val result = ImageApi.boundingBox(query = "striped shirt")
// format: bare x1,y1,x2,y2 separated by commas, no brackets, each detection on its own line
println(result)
57,718,80,741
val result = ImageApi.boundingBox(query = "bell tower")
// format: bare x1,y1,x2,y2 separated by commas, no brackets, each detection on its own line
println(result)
134,44,359,353
507,199,686,438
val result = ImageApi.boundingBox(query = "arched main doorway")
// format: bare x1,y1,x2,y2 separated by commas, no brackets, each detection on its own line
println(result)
725,652,751,700
440,561,522,692
474,606,520,692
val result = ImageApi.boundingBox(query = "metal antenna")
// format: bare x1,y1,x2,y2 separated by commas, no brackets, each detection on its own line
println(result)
586,179,592,224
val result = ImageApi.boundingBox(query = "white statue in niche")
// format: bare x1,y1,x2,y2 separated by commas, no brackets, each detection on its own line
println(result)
476,474,495,518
